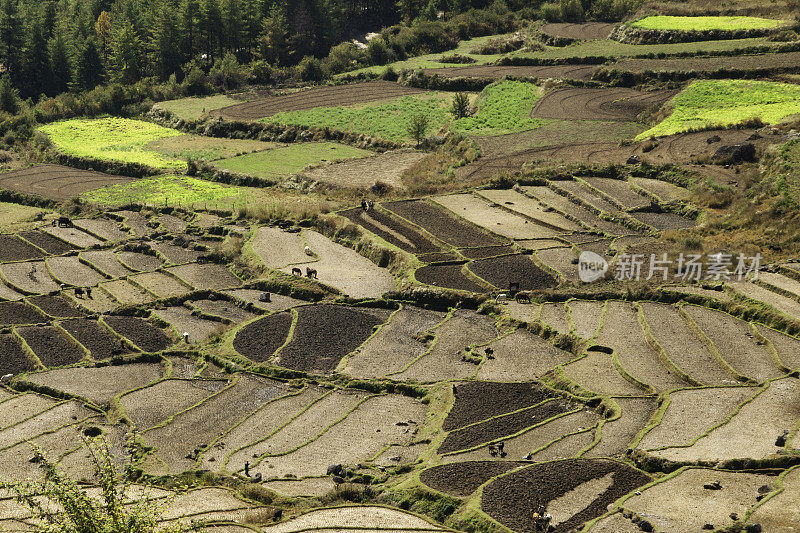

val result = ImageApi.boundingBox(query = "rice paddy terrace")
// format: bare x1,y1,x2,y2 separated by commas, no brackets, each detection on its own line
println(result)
3,6,800,532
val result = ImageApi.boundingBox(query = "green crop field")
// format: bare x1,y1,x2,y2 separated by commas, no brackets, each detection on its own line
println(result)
266,81,544,142
40,118,187,170
451,80,545,136
630,15,787,31
637,79,800,139
155,94,242,121
213,142,372,179
146,136,276,162
264,93,453,142
82,175,252,207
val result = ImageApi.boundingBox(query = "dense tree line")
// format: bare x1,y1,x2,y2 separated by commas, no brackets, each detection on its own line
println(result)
0,0,521,99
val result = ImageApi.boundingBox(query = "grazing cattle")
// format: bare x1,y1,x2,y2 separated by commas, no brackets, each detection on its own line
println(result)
508,281,520,294
0,374,13,384
57,217,73,228
304,246,313,256
291,267,302,277
306,267,318,279
361,199,368,210
495,293,507,304
85,287,92,299
75,287,85,298
182,332,190,343
258,292,272,303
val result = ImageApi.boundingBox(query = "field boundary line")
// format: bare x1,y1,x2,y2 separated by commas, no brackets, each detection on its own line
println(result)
439,407,584,456
750,322,793,373
678,304,752,383
473,188,572,232
637,303,702,387
51,321,92,364
386,309,454,377
643,382,766,452
142,374,241,433
219,386,329,467
249,393,377,465
272,307,300,363
76,252,118,280
335,303,403,374
10,327,45,371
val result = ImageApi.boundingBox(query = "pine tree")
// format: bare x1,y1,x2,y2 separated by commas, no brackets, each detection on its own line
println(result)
150,1,184,80
199,0,222,63
73,37,104,91
221,0,244,58
111,18,144,84
258,3,288,66
47,29,72,95
20,15,49,98
95,11,112,66
180,0,199,62
0,73,19,114
0,0,24,83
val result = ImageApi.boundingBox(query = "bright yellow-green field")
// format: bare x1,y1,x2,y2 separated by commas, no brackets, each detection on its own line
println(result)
82,175,250,208
630,15,787,31
40,118,187,170
638,80,800,140
213,142,371,179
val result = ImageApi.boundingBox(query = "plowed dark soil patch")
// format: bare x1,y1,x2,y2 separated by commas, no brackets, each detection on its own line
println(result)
419,252,460,263
28,295,86,318
103,316,173,353
61,318,129,359
469,254,556,291
233,312,293,362
459,245,517,259
339,207,442,254
540,22,615,40
17,326,84,367
415,263,487,292
439,400,575,453
444,381,558,431
212,81,426,121
422,64,597,81
609,51,800,75
481,458,651,533
531,88,676,122
456,141,635,181
0,301,47,325
0,334,34,374
19,231,73,254
421,461,525,497
0,235,47,262
278,304,389,374
384,200,504,248
629,211,695,231
0,164,134,202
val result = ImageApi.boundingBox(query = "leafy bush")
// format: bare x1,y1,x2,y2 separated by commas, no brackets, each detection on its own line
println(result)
297,56,329,82
2,437,187,533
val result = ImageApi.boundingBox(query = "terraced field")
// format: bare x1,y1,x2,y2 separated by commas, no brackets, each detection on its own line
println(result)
6,7,800,529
